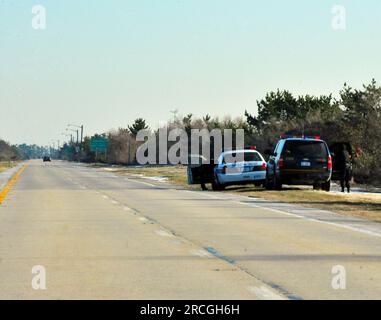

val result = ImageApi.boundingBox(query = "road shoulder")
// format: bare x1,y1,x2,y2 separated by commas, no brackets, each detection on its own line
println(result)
89,164,381,238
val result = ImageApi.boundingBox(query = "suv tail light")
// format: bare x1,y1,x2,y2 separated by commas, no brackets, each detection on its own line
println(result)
222,166,227,174
328,155,332,170
278,156,284,169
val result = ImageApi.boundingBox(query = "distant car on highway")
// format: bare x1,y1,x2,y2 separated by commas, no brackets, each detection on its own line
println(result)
43,156,51,162
265,136,332,191
212,149,267,191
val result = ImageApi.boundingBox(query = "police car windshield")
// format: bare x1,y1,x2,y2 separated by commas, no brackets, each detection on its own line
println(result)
283,141,328,159
224,152,262,163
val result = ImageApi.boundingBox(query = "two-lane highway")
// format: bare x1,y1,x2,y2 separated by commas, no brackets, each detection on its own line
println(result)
0,160,380,299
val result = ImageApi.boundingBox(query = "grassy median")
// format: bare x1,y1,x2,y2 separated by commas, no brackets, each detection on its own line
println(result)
106,165,381,223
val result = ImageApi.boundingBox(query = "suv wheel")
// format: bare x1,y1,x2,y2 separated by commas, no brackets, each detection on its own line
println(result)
212,174,225,191
313,183,321,190
322,180,331,192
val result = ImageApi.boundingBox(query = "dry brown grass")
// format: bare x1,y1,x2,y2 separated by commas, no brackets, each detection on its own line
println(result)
106,165,381,223
0,161,17,173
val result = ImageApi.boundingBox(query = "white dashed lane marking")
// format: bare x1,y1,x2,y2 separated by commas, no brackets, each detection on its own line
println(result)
190,249,213,258
248,286,286,300
155,230,175,238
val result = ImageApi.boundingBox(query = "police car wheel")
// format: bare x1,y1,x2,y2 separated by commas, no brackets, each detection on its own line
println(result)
211,177,219,191
212,174,225,191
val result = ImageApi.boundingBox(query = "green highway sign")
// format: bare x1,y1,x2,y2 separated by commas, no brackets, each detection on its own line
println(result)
90,137,109,152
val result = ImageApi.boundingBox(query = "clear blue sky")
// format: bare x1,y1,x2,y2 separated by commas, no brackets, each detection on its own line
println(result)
1,0,381,145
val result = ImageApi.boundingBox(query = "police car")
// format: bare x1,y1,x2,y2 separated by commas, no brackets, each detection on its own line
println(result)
212,149,267,190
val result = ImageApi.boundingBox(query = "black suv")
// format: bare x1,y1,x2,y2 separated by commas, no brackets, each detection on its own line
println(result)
265,137,332,191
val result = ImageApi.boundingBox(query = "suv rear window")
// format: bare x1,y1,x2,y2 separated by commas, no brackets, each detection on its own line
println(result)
282,141,328,159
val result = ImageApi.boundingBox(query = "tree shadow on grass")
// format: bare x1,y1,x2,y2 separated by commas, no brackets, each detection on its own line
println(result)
288,201,381,211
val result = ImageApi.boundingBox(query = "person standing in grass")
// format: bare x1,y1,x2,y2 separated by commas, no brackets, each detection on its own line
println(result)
337,145,352,193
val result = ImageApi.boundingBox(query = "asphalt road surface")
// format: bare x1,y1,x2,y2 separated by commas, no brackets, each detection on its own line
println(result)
0,160,380,300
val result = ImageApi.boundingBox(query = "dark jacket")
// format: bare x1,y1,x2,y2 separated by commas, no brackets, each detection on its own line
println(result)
336,149,351,170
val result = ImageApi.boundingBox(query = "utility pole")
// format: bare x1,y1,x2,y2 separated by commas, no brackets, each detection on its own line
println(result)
50,139,56,158
66,128,79,144
127,137,131,164
68,124,84,144
57,140,60,159
170,109,178,124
